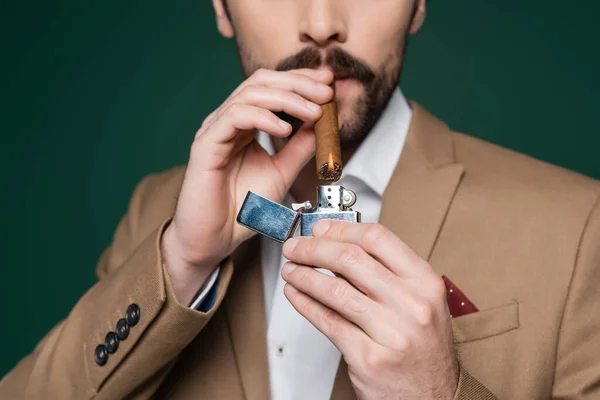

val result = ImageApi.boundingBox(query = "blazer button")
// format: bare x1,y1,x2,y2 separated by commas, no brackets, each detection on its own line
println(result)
105,331,119,354
116,318,130,340
125,303,141,326
94,344,109,366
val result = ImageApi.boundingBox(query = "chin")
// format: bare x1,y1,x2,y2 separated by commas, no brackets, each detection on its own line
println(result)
335,80,363,112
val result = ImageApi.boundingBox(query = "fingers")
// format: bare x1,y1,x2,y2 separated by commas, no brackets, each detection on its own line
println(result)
282,262,388,340
282,236,396,298
311,221,434,279
282,253,448,350
283,282,371,365
203,69,333,130
197,69,333,143
232,68,333,101
190,104,291,171
217,85,325,138
192,68,333,173
197,97,307,145
306,221,447,311
212,103,292,139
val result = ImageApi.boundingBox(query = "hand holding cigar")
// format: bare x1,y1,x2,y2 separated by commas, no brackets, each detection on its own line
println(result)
314,84,343,181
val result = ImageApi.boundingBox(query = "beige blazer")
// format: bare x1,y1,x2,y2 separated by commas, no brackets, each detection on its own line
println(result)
2,102,599,399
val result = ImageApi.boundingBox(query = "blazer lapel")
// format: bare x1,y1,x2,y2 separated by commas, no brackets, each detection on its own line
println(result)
330,101,465,399
224,236,270,400
380,101,464,260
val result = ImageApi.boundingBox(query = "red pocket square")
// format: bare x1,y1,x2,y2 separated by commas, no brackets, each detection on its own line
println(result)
442,275,478,318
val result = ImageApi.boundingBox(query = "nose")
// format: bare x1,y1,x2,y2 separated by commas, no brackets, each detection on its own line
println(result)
298,0,348,47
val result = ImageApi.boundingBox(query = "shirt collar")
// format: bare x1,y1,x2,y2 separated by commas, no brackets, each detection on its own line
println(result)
258,87,412,198
341,88,411,197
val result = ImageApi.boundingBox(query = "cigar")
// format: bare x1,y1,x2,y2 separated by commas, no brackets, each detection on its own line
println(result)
315,84,342,181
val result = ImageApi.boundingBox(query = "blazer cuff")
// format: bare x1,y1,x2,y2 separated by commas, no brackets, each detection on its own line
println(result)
453,366,498,400
81,218,234,396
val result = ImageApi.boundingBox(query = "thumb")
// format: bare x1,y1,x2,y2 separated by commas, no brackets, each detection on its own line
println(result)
271,129,316,190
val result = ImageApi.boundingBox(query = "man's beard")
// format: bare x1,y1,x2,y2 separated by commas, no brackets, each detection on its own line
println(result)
236,43,406,149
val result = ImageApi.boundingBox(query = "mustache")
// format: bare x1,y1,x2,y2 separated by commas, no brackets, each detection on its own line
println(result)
275,46,375,84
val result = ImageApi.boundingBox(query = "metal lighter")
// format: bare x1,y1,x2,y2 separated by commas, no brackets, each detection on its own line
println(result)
236,185,360,242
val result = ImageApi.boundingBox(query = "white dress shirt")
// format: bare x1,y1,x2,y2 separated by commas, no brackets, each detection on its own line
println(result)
189,88,411,399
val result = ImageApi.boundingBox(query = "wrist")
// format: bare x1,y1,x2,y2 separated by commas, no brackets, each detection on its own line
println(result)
161,222,217,306
443,357,460,400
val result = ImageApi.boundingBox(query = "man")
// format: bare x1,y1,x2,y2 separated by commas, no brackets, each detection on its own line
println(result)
2,0,599,398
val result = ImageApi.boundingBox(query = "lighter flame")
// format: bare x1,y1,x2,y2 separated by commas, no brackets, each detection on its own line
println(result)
328,152,334,172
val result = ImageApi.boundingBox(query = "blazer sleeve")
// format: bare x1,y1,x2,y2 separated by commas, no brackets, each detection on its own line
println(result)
0,172,234,399
552,194,600,398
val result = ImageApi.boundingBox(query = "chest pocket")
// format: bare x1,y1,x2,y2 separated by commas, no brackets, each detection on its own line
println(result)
451,300,519,344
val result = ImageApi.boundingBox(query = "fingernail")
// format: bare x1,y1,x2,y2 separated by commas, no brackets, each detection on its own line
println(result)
313,220,330,236
279,119,291,130
318,83,331,92
306,101,320,112
283,237,299,254
282,262,297,276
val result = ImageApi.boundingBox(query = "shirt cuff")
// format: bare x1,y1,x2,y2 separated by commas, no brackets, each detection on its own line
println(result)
189,266,221,311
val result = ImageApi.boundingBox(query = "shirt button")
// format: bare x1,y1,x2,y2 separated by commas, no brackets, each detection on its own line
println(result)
94,344,109,366
104,331,119,354
126,304,141,326
116,318,130,340
276,345,285,357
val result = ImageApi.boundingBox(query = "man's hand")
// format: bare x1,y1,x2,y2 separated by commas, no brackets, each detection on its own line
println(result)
162,68,334,305
281,220,459,400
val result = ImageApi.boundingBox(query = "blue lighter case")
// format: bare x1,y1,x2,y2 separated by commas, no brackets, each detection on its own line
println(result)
236,185,360,242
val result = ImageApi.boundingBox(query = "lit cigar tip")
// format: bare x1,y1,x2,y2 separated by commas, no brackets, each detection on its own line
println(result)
318,160,342,181
328,152,334,173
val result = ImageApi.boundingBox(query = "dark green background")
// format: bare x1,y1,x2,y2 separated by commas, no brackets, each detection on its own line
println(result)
1,1,598,377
